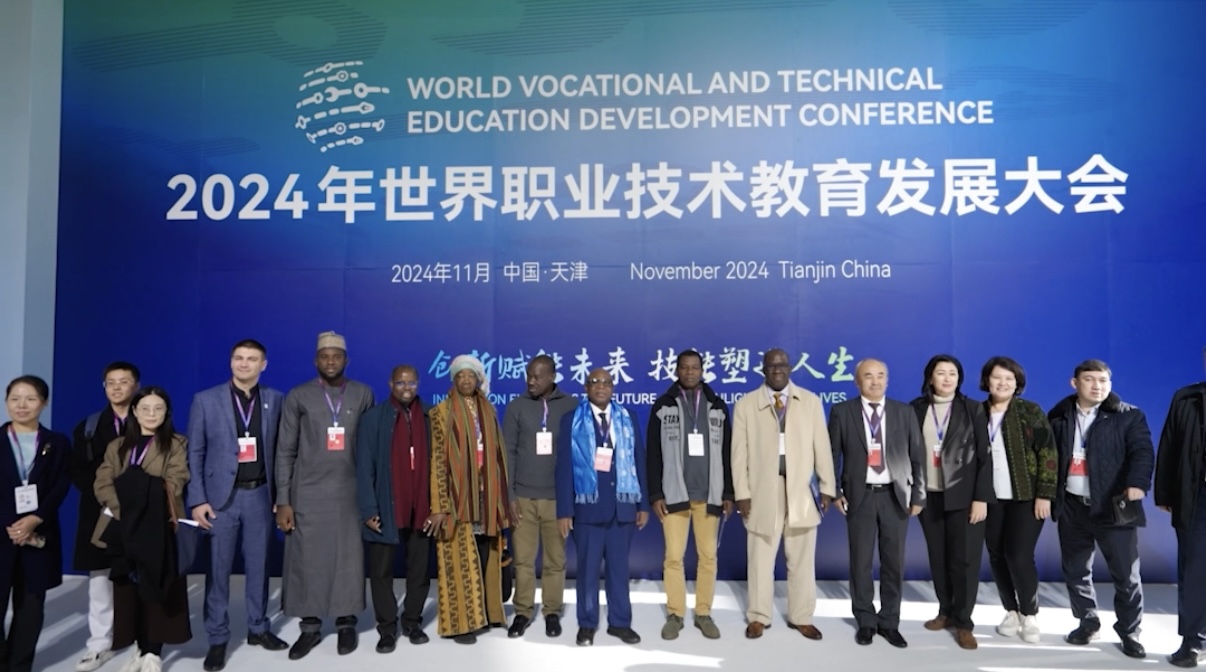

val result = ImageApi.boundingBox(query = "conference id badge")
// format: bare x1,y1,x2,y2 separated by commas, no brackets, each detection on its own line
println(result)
1070,447,1086,476
327,426,346,451
778,433,786,456
868,440,883,468
688,432,705,457
594,446,613,472
14,485,37,515
237,436,258,463
932,443,942,467
536,431,553,455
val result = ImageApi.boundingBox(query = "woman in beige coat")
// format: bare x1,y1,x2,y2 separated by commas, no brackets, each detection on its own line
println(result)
93,386,190,672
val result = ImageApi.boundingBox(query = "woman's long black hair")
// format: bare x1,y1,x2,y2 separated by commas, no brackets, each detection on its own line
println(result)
119,386,176,460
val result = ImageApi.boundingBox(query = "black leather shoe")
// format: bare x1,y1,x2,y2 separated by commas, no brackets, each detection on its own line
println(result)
375,632,397,654
576,627,596,646
288,632,321,660
546,614,562,638
203,644,226,671
1119,633,1146,659
400,624,429,645
1064,626,1100,646
247,632,288,651
336,628,358,655
508,615,531,638
1170,644,1205,668
878,628,908,648
453,633,477,645
855,627,875,645
607,627,641,645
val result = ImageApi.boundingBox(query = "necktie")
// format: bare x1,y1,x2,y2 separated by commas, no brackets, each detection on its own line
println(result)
598,412,610,447
774,393,785,431
869,402,885,474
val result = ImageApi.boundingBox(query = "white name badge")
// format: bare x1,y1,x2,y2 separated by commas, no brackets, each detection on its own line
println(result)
536,431,553,455
238,436,258,463
688,432,705,457
594,446,613,472
778,433,786,456
932,443,942,467
15,484,37,514
327,426,346,451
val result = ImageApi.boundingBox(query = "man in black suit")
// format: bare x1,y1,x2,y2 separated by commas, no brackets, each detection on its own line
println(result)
1048,359,1153,660
1156,347,1206,668
825,358,925,648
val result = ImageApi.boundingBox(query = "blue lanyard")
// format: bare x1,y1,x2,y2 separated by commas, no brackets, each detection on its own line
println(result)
8,427,37,484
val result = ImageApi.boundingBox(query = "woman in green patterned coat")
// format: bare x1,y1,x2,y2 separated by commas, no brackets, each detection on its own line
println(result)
979,356,1057,645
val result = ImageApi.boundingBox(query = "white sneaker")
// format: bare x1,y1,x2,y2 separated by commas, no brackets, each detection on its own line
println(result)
141,653,162,672
117,649,144,672
1020,615,1041,643
997,611,1021,637
76,650,115,672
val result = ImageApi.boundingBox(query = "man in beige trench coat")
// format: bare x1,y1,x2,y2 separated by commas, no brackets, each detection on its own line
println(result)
733,348,837,640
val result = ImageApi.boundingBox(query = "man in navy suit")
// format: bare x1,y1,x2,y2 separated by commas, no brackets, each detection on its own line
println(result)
187,339,289,671
556,367,649,647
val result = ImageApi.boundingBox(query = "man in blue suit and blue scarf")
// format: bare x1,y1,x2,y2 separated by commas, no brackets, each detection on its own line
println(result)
556,367,649,646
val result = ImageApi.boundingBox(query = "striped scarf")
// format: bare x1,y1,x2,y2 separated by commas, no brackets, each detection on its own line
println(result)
443,391,509,535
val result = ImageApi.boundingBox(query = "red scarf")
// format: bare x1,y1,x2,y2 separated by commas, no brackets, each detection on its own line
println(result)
390,398,431,529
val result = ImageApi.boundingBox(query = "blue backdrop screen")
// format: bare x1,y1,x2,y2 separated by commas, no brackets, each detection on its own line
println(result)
53,1,1206,582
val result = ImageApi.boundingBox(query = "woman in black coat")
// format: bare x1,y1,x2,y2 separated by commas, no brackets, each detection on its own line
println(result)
0,375,72,672
909,355,994,650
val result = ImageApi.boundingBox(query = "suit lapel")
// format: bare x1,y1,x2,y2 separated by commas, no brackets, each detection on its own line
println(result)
0,424,22,486
947,399,964,443
25,426,51,484
851,401,869,455
257,390,271,444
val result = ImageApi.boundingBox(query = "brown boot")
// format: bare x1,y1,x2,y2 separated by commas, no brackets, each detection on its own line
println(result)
956,629,978,650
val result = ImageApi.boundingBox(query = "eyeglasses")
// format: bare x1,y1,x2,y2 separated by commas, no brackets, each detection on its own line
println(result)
392,381,418,388
103,379,135,388
586,379,614,386
136,405,167,415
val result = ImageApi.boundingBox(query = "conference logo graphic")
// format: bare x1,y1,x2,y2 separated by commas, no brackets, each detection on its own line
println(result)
294,60,390,152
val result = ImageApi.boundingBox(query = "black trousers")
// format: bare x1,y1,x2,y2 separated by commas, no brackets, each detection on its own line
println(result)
847,486,909,630
1058,496,1143,636
919,491,987,630
0,561,45,672
368,529,432,635
1177,482,1206,647
985,499,1044,616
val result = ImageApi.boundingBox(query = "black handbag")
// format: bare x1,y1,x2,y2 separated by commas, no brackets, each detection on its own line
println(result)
1110,493,1141,526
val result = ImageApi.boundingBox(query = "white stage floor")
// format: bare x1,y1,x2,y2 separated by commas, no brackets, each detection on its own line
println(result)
30,577,1183,671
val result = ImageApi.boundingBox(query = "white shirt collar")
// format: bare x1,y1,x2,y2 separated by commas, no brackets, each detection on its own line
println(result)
590,402,610,417
1076,402,1101,419
765,384,790,403
861,396,886,410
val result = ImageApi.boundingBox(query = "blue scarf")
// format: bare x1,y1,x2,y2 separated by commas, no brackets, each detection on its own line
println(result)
570,399,640,504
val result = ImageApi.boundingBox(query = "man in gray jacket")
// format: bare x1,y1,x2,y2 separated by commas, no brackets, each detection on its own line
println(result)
503,355,578,638
647,350,733,640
